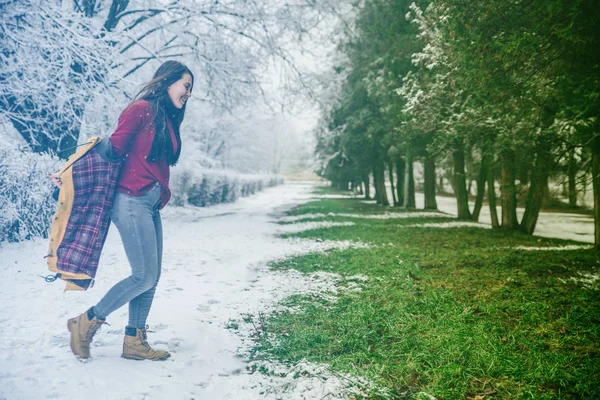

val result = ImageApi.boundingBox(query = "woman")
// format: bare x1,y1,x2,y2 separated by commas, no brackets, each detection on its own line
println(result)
67,60,194,361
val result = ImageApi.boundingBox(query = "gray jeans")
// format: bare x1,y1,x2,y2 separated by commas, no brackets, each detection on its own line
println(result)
93,183,163,329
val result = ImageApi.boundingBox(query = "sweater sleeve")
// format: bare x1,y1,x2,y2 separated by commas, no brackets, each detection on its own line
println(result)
109,101,150,157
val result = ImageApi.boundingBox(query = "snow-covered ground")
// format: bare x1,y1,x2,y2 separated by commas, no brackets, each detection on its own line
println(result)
365,186,593,243
1,183,592,400
426,193,594,243
428,194,594,243
0,183,369,400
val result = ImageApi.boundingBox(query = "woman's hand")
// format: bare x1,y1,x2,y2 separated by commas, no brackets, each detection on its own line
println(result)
49,173,63,187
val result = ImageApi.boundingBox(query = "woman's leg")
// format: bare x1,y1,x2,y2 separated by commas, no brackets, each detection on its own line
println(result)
127,205,163,329
93,187,161,320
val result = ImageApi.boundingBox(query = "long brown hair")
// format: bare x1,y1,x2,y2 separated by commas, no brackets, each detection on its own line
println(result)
132,61,194,166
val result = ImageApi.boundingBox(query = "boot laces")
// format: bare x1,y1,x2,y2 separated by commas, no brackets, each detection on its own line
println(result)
85,319,108,342
139,325,152,350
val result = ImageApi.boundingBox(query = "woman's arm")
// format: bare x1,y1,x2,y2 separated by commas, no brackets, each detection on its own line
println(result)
109,101,150,157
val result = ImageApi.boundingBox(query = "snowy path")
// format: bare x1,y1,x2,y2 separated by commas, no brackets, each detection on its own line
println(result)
384,186,593,243
429,194,594,243
0,183,365,400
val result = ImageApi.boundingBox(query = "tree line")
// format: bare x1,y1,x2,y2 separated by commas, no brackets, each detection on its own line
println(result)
315,0,600,244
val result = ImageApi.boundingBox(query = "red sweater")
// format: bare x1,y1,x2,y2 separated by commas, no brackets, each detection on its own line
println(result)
109,100,179,209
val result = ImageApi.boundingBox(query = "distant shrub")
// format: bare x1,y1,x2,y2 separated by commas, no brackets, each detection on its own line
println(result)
170,166,283,207
0,137,283,244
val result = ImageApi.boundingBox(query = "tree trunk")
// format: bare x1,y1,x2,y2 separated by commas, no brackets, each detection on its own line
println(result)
471,147,488,222
453,141,472,219
593,136,600,248
437,176,444,194
568,149,578,206
517,154,530,187
396,156,405,207
521,136,552,234
500,149,519,229
374,161,389,206
484,138,500,228
449,171,458,195
423,156,437,210
389,162,398,206
373,167,381,203
487,156,500,228
520,98,559,233
403,151,416,208
363,172,371,200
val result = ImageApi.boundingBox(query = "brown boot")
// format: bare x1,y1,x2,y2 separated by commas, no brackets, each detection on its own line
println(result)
67,310,105,359
122,327,170,361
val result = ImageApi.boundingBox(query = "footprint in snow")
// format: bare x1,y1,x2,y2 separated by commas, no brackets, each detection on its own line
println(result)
153,338,181,353
152,323,168,331
49,334,68,347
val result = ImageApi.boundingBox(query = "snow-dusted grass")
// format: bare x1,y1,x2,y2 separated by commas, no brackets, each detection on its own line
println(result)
401,221,489,229
312,194,361,199
510,245,594,251
558,271,600,290
279,211,446,223
313,187,596,243
274,221,356,234
254,193,600,399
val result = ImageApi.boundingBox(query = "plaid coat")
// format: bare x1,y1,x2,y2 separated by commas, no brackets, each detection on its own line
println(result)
47,137,122,291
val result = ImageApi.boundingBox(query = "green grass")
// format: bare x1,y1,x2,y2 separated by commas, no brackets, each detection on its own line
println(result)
252,191,600,399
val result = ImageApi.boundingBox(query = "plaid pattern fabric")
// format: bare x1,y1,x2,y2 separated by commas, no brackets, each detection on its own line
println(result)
56,149,122,290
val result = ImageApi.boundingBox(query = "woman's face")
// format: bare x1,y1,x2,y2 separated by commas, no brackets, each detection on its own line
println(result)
167,73,193,109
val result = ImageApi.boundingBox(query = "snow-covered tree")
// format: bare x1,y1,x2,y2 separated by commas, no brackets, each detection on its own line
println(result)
1,0,341,159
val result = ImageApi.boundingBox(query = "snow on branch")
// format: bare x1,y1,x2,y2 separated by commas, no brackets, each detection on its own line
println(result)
1,0,342,157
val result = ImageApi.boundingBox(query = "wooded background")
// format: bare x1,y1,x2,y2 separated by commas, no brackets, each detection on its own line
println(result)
315,0,600,245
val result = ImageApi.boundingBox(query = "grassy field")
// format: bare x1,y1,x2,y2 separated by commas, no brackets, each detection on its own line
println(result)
251,187,600,399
